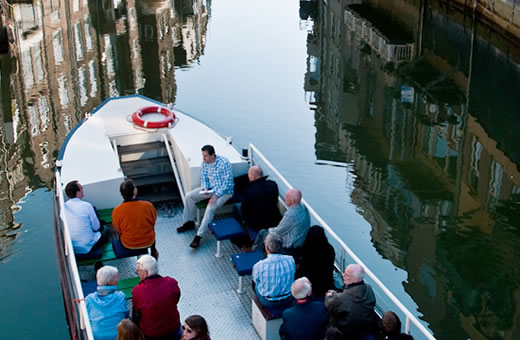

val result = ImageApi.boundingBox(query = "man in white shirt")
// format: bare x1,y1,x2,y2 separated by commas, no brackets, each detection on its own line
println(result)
64,180,108,256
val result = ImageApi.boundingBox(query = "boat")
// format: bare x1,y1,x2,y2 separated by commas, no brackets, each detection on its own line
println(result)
53,94,435,339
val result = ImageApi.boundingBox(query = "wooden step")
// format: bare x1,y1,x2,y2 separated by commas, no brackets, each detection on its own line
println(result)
118,141,165,155
121,156,171,176
131,173,175,187
137,190,181,203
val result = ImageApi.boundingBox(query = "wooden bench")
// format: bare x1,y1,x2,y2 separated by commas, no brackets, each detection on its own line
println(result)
208,217,248,257
251,295,283,340
230,250,264,294
81,276,141,299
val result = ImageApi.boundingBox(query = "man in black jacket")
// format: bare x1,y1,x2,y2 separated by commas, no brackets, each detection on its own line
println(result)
238,165,281,231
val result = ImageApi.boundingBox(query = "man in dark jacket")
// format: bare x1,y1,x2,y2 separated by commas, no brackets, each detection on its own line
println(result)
325,264,379,340
279,277,328,340
239,165,281,231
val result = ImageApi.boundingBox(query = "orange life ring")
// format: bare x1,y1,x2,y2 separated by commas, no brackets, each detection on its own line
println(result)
132,106,176,128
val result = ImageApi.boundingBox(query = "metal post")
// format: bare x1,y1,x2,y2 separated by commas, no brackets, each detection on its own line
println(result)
215,241,222,258
237,276,244,294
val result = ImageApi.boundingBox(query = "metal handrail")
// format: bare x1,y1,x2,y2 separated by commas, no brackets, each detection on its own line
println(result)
55,171,95,340
162,133,186,206
248,144,435,340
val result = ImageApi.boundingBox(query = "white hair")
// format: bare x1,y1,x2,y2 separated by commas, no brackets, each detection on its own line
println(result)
291,277,312,299
347,264,365,283
96,266,119,286
137,255,159,276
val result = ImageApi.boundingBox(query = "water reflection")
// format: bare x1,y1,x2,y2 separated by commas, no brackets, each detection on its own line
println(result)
308,0,520,338
0,0,209,261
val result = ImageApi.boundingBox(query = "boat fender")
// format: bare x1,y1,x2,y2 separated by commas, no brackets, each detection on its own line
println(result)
132,106,176,129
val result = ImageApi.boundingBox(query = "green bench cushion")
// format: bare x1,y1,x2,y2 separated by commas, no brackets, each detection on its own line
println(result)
76,242,116,266
117,277,141,299
97,208,114,224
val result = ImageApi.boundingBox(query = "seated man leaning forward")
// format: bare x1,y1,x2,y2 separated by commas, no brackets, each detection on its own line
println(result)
237,165,281,231
112,179,158,259
279,277,328,340
253,188,310,254
325,264,379,340
85,266,129,340
252,233,295,312
64,180,108,256
132,255,182,340
177,144,234,249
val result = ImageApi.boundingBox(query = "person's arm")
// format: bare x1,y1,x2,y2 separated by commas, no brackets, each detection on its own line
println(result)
87,204,100,232
213,158,233,198
269,210,294,236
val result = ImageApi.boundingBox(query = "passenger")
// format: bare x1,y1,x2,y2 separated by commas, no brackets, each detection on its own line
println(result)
325,264,379,340
116,319,144,340
296,226,336,297
64,180,108,257
177,144,234,249
381,311,414,340
180,315,211,340
252,233,295,313
237,165,281,232
252,188,310,256
85,266,129,340
324,327,344,340
112,179,159,259
279,277,328,340
132,255,182,340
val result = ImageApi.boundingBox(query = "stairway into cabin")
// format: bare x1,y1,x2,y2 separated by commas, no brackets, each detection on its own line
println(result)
118,141,180,203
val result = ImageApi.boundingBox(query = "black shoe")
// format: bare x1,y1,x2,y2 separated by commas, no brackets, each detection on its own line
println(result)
190,236,201,248
94,262,104,271
177,221,195,233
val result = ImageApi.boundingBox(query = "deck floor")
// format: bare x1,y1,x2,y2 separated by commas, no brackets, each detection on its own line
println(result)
79,202,260,340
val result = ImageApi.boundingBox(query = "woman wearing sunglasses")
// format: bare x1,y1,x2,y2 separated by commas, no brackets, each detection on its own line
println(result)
181,315,210,340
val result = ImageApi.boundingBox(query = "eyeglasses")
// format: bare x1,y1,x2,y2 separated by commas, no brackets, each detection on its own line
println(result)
182,324,193,334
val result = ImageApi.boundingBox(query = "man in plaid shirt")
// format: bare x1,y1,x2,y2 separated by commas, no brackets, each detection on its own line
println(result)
252,233,295,313
177,144,234,248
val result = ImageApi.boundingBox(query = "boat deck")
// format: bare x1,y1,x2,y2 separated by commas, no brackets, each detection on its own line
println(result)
78,202,260,340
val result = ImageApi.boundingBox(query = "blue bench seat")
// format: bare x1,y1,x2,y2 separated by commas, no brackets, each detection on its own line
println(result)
208,217,247,257
230,250,264,294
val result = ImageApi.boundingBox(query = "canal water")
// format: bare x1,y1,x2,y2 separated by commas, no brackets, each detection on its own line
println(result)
1,0,519,339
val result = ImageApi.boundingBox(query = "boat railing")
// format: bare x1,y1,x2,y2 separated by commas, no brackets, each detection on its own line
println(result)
54,171,94,340
247,144,435,340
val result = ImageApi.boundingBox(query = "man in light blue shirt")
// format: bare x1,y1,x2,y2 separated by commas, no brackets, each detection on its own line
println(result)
253,189,310,253
253,233,295,314
64,180,107,255
177,145,234,249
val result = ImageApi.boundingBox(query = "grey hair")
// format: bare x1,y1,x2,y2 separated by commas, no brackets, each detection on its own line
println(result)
265,232,283,253
347,264,365,283
137,255,159,276
96,266,119,286
291,277,312,299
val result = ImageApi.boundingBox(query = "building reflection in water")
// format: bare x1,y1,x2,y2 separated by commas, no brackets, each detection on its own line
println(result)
305,0,520,339
0,0,209,261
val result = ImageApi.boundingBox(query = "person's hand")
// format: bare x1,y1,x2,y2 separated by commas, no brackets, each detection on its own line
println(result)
209,194,217,205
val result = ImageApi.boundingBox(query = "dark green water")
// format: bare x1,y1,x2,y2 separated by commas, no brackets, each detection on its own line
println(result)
1,0,519,339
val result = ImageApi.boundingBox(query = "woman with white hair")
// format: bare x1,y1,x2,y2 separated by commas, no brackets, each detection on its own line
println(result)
85,266,129,340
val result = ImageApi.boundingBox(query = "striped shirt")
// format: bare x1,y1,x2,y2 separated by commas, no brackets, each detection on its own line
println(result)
252,253,295,301
200,155,234,197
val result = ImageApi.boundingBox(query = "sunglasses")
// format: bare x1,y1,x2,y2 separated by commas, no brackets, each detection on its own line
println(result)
182,324,193,334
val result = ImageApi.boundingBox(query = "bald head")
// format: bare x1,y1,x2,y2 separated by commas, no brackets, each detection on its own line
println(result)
248,166,263,182
284,189,302,207
343,264,365,285
291,277,312,299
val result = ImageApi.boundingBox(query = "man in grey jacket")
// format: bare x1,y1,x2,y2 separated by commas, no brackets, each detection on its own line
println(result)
325,264,379,340
252,188,310,253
